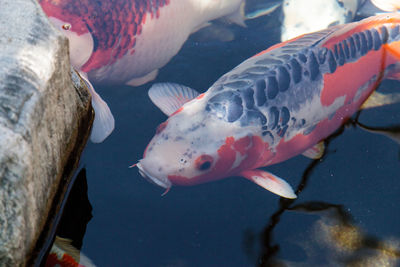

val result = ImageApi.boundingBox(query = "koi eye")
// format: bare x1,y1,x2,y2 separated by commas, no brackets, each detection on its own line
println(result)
62,23,71,30
195,155,213,171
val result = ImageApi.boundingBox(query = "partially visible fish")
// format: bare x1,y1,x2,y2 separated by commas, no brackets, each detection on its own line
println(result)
136,13,400,198
371,0,400,12
247,0,399,42
281,0,361,41
45,236,95,267
358,0,400,16
39,0,247,142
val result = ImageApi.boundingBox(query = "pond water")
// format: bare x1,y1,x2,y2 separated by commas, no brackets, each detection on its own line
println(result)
49,7,400,267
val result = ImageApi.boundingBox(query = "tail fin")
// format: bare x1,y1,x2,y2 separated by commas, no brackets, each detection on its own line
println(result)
79,73,114,143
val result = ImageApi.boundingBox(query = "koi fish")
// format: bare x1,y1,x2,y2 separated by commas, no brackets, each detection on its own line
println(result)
136,13,400,198
45,236,95,267
281,0,360,41
38,0,246,142
249,0,399,42
371,0,400,12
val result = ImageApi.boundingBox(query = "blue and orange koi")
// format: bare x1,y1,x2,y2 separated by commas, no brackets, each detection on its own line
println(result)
136,14,400,198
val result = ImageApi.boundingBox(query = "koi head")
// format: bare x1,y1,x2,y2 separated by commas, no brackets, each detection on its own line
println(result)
39,1,93,69
137,110,224,189
47,16,94,69
137,82,274,191
137,92,257,189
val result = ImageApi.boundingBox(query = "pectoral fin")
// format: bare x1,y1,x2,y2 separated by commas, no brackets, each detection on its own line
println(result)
240,169,297,199
78,72,114,143
361,91,400,109
148,83,199,116
302,142,325,159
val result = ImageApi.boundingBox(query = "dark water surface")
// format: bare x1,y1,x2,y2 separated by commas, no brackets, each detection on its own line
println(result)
67,11,399,266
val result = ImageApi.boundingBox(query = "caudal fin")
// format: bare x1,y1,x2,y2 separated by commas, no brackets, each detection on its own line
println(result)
79,73,115,143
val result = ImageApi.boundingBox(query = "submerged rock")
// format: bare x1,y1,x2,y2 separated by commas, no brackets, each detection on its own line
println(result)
0,0,93,265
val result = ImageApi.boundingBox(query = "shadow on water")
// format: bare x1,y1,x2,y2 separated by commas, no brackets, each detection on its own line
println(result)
356,122,400,161
37,168,93,266
247,113,400,266
253,124,346,266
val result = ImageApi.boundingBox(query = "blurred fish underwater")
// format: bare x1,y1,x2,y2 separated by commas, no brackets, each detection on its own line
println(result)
36,0,400,266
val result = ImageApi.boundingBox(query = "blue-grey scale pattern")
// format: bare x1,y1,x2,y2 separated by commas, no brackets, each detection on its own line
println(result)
204,23,400,142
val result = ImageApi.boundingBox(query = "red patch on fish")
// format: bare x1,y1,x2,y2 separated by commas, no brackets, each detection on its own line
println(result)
45,252,81,267
196,93,205,100
156,121,168,135
215,136,237,171
171,107,184,116
233,135,251,155
168,135,274,185
320,43,397,107
323,20,400,48
38,0,171,72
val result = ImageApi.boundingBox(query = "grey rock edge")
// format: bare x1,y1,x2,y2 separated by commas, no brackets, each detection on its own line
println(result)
0,0,94,266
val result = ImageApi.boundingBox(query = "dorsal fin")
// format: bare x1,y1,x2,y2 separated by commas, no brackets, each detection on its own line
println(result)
253,26,341,58
321,12,400,47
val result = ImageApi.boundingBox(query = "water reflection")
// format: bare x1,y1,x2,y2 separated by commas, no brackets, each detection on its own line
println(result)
357,122,400,162
250,117,400,266
281,202,400,266
357,122,400,146
253,122,346,266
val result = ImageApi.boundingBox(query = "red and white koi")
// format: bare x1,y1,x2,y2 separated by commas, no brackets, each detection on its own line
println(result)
38,0,246,142
45,236,95,267
137,14,400,198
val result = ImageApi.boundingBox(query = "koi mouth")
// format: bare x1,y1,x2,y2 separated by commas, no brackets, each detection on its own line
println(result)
136,162,172,189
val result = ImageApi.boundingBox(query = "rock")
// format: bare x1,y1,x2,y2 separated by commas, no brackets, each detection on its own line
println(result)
0,0,93,265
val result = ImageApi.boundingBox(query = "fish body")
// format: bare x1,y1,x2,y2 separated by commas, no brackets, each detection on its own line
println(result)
371,0,400,12
138,14,400,198
39,0,245,85
45,236,95,267
281,0,361,41
279,0,400,42
39,0,245,142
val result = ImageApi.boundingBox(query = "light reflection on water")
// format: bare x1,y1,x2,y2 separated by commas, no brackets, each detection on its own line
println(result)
44,4,400,266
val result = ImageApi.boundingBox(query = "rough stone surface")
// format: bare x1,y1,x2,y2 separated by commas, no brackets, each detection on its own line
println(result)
0,0,93,265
